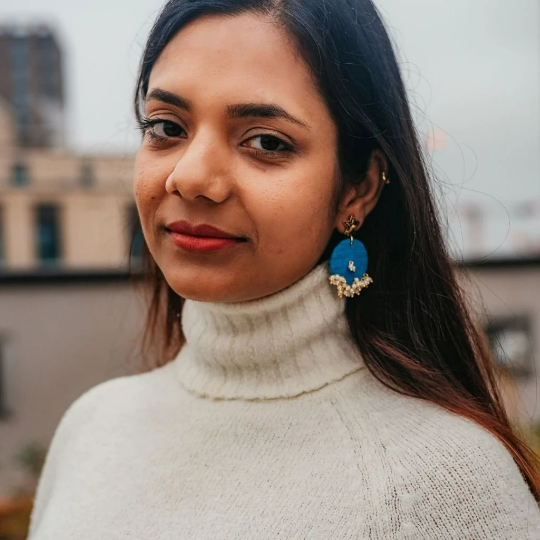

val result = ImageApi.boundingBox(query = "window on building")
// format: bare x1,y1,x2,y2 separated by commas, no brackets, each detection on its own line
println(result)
9,36,31,144
11,163,29,187
0,205,4,265
0,339,9,419
37,36,59,99
36,203,61,264
80,162,94,187
127,203,144,267
485,316,533,378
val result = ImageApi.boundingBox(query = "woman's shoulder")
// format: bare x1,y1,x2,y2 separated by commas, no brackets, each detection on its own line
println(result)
344,369,524,474
342,368,515,453
29,363,182,534
388,398,540,536
335,370,540,536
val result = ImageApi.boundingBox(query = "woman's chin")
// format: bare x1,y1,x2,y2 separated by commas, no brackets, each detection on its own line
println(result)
168,280,230,303
166,272,248,304
166,274,281,304
162,262,317,304
176,288,232,303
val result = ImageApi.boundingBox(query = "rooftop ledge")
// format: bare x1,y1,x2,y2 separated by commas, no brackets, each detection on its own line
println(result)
0,256,538,285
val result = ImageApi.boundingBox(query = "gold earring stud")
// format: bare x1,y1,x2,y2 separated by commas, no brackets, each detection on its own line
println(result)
382,171,390,185
343,214,359,245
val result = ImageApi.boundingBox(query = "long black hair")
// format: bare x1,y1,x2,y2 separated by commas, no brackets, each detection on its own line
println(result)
133,0,540,499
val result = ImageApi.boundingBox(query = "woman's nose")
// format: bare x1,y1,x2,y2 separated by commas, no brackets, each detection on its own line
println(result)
165,133,233,204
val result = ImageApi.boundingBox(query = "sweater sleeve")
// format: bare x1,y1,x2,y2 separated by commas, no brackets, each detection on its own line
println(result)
392,416,540,539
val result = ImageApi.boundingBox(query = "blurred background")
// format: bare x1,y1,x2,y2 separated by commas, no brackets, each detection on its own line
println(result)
0,0,538,536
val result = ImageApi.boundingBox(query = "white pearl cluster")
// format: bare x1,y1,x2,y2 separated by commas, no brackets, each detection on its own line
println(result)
329,273,373,298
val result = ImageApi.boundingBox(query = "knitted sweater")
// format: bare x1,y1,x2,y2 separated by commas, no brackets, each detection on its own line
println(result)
28,264,540,539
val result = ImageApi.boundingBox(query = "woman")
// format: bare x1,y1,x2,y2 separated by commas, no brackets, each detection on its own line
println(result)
29,0,540,538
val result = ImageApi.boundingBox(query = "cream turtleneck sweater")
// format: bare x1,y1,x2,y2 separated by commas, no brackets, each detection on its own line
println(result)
29,264,540,539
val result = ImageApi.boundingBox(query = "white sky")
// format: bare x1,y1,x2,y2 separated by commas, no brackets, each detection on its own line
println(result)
1,0,539,257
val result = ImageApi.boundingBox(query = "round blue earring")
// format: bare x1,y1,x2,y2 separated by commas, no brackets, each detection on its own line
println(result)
329,214,373,298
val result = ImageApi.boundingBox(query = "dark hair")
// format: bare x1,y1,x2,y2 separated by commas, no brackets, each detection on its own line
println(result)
133,0,540,499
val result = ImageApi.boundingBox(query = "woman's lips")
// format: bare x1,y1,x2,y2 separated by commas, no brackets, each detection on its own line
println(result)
169,232,242,252
165,220,245,253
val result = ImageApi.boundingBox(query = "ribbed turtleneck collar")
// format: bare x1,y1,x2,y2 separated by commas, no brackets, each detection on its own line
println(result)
172,263,364,401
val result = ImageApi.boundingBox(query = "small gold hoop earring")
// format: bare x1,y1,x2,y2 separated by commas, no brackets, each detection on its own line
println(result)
382,171,390,185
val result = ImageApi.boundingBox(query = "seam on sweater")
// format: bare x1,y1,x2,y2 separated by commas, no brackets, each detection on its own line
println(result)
174,365,365,403
329,397,366,478
329,394,406,538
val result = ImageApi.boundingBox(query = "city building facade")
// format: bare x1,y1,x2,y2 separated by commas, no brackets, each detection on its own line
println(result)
0,100,139,271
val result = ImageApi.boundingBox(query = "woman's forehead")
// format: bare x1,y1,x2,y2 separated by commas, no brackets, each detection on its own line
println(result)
147,13,327,122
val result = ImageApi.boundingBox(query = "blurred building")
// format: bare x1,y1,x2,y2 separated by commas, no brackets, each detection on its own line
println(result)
0,25,64,148
0,100,140,271
456,201,540,260
458,259,540,424
0,84,144,498
0,49,143,497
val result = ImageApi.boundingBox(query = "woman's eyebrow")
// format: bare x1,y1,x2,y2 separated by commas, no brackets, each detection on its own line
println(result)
146,88,191,111
228,103,310,129
146,89,310,129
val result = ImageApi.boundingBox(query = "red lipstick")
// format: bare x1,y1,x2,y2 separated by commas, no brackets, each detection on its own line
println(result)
165,220,245,253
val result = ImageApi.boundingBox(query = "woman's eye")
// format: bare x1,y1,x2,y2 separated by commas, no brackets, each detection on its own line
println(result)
151,120,184,138
245,135,292,153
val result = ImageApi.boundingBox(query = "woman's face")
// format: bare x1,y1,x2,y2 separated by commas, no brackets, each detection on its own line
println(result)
134,13,342,302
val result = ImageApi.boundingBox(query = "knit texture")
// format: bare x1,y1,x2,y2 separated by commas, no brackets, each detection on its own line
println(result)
29,264,540,539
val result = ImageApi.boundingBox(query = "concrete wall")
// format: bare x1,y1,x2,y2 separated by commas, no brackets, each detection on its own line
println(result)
0,278,145,496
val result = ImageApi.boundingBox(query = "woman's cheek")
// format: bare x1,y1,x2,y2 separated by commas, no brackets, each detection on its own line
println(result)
257,184,329,258
133,180,159,249
134,159,152,204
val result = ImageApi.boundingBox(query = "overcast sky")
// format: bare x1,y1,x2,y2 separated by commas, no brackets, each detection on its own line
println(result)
1,0,539,257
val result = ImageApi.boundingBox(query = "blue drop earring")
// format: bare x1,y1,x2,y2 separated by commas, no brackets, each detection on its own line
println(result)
329,214,373,298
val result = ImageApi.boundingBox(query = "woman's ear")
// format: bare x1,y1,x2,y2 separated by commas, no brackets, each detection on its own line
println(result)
334,149,389,231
